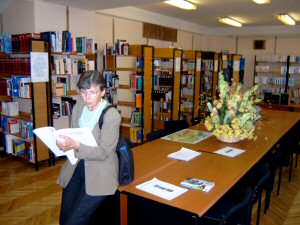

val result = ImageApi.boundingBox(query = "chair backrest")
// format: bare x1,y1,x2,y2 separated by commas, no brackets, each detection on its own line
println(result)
164,119,189,134
220,187,253,225
146,129,169,142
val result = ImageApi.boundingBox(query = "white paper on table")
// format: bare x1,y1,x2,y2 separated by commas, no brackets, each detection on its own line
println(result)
167,147,201,161
33,127,98,165
136,177,188,201
214,146,245,158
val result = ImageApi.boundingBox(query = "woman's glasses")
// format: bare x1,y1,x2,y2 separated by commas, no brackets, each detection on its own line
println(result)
80,90,100,98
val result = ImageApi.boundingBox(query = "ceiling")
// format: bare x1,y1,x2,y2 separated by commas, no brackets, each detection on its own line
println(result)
21,0,300,28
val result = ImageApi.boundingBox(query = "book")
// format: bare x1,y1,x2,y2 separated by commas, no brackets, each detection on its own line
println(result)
180,178,215,192
33,127,98,165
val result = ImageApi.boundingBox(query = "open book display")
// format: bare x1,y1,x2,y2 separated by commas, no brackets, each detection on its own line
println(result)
33,127,98,165
161,129,212,144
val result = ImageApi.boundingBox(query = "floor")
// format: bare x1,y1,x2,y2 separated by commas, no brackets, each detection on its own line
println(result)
0,153,299,225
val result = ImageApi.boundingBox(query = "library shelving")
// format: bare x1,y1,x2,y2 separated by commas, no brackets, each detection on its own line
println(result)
152,48,183,131
287,55,300,104
219,52,243,85
179,50,202,124
199,51,219,119
255,54,300,105
104,44,153,143
50,52,97,129
0,40,51,170
254,54,289,103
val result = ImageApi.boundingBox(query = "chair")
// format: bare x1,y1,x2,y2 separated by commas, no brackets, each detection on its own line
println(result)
202,187,253,225
146,129,169,142
250,163,271,225
279,120,300,182
164,119,189,134
191,117,203,126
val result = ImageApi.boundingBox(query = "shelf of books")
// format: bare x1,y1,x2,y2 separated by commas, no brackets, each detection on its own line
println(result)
47,31,97,130
0,39,51,170
104,41,153,143
152,48,183,131
287,55,300,104
254,54,300,105
219,52,243,85
199,51,219,119
254,55,289,103
179,50,202,124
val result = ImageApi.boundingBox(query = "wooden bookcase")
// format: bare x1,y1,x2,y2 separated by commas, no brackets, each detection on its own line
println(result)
50,52,97,130
103,45,153,142
219,52,243,85
0,40,51,170
152,48,183,131
179,50,202,124
199,51,219,119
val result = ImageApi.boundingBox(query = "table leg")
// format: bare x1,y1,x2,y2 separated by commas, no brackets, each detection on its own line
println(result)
120,193,128,225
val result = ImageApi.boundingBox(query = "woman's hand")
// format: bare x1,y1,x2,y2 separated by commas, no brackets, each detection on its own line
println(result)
56,135,80,152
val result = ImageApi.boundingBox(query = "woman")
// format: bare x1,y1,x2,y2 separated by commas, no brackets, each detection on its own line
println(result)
56,70,121,225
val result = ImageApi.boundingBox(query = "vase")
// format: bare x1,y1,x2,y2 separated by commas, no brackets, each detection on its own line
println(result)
217,135,242,143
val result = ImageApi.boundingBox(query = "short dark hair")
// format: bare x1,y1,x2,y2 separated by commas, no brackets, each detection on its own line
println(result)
77,70,106,91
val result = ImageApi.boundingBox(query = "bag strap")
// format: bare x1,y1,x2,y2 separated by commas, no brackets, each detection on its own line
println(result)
98,104,115,130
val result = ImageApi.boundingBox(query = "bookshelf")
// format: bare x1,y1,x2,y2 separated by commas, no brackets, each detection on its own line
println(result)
0,40,51,170
286,55,300,104
104,44,153,143
254,54,300,104
199,51,219,119
152,48,183,131
219,52,243,85
254,55,289,103
179,50,202,124
50,51,97,130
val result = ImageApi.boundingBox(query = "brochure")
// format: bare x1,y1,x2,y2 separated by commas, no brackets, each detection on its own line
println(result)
180,178,215,192
214,146,245,158
136,177,188,201
167,147,201,161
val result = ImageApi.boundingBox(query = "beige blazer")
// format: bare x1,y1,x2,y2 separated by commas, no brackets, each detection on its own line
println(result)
57,99,121,196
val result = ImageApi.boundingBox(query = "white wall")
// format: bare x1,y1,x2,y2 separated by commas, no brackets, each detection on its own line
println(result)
34,0,66,32
3,0,34,33
173,30,193,50
114,17,146,45
69,7,96,39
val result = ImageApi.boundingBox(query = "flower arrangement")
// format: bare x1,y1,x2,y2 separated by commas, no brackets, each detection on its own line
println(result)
204,72,261,142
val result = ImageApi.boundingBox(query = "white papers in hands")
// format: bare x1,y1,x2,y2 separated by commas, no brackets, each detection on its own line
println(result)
214,146,245,158
136,177,187,201
167,147,201,161
33,127,98,165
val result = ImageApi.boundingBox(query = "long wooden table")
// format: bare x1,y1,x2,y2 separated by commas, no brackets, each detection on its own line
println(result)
119,110,300,225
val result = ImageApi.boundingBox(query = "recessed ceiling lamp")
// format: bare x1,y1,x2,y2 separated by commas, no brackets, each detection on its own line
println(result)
164,0,197,10
278,14,296,25
219,17,243,27
252,0,271,4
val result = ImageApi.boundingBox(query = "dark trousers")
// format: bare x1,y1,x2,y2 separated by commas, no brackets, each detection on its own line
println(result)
59,160,107,225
